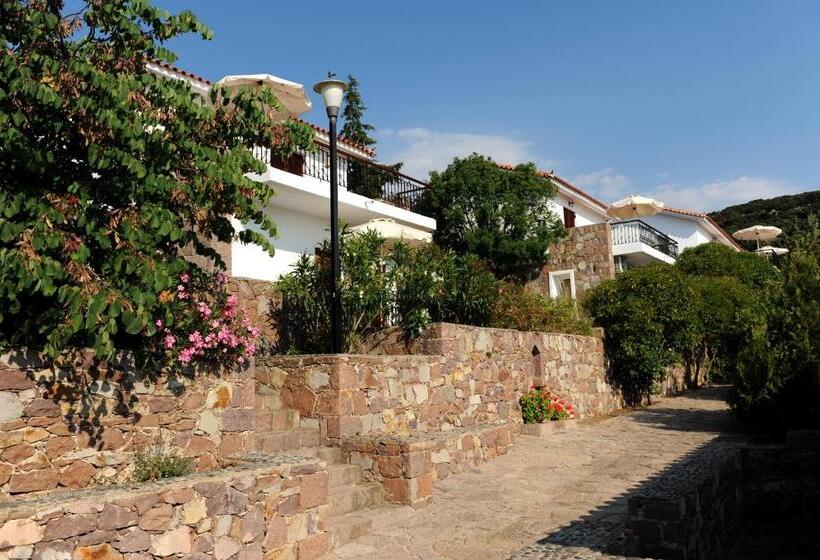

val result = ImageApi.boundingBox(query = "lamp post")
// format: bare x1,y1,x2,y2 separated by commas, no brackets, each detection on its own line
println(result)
313,75,348,353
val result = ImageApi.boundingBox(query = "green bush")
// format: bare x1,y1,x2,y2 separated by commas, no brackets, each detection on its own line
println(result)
391,243,500,337
133,448,193,482
490,283,592,335
725,219,820,430
272,229,394,353
585,265,701,406
676,243,779,290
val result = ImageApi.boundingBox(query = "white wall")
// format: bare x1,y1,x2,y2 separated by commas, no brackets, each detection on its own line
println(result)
230,209,329,281
549,192,607,227
640,214,712,251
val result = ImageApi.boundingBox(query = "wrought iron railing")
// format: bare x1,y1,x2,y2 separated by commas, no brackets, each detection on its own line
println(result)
611,220,679,259
252,141,430,214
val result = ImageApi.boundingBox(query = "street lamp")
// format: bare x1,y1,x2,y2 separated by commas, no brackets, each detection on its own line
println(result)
313,74,348,353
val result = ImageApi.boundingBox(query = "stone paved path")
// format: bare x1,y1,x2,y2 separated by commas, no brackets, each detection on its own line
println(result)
320,387,739,560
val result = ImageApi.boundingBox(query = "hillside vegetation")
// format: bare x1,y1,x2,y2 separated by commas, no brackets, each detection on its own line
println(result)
710,190,820,248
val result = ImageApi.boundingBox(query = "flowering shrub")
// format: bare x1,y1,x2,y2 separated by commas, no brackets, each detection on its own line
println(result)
153,271,260,370
520,387,575,423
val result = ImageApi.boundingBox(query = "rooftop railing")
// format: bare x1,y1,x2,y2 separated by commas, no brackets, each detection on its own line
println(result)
252,141,430,215
611,219,679,259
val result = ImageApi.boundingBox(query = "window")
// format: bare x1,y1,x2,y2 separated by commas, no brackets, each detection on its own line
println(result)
548,269,576,300
563,207,576,228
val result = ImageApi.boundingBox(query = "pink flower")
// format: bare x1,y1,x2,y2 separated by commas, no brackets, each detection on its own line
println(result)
155,319,163,329
217,272,228,286
197,301,212,319
180,272,190,283
179,347,195,364
163,333,175,349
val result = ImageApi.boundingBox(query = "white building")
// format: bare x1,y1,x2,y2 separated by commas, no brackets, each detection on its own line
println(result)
498,162,741,297
147,60,435,282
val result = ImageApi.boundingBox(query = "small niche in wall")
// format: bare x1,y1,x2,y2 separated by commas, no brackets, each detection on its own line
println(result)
532,345,545,388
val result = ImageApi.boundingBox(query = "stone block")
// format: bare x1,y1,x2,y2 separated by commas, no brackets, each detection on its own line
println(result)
299,472,328,509
296,531,330,560
0,519,44,548
149,526,192,556
72,544,123,560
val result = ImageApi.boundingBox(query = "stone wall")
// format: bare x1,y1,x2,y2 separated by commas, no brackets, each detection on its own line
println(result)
625,446,744,560
226,277,277,342
257,323,622,443
343,423,516,506
529,223,615,298
0,454,330,560
0,350,256,497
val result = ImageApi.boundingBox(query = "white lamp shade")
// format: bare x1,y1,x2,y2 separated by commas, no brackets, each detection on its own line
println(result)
312,79,347,111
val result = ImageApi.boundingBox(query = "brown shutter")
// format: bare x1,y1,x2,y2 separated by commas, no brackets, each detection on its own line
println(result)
563,207,576,228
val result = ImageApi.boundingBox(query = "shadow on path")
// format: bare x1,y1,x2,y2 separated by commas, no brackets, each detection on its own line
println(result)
511,387,743,559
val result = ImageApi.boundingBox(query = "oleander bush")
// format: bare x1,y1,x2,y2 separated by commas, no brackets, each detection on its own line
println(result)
391,242,500,338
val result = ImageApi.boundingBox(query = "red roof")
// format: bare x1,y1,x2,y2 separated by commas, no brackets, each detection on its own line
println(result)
496,163,609,211
148,60,375,157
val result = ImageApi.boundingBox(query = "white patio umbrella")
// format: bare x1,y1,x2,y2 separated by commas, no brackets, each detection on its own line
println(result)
732,225,782,250
755,245,789,256
351,218,432,246
216,74,312,121
607,195,665,219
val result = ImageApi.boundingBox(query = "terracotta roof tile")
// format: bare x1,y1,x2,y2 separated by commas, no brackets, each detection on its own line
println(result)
496,163,609,211
148,59,375,157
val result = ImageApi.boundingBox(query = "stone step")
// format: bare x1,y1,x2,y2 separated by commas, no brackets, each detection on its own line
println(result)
328,482,384,516
255,428,320,453
327,464,363,488
323,510,374,548
255,409,300,431
290,446,347,465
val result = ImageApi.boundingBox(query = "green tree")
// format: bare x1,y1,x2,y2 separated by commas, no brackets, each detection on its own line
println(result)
340,74,401,199
417,155,566,280
0,1,313,359
340,75,375,147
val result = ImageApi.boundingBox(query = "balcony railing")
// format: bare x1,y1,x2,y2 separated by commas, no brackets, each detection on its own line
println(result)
611,220,679,259
252,141,429,214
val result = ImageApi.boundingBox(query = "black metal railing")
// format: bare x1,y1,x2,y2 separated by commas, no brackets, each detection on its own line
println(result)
611,220,679,259
252,142,430,214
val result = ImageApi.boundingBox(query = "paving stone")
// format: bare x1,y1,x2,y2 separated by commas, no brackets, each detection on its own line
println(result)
322,388,735,560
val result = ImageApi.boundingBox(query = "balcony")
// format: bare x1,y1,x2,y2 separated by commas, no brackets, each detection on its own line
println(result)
252,141,429,214
611,220,679,267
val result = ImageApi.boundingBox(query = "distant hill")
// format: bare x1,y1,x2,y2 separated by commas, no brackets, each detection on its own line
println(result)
709,190,820,249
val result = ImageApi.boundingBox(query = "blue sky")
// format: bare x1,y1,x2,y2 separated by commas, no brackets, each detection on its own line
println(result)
156,0,819,211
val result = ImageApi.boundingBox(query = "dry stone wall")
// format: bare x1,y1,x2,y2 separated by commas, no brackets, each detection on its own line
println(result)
258,323,622,443
0,350,256,497
625,447,744,560
343,423,517,506
0,454,330,560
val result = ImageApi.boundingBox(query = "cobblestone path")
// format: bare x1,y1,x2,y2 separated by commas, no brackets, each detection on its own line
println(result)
321,387,738,560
